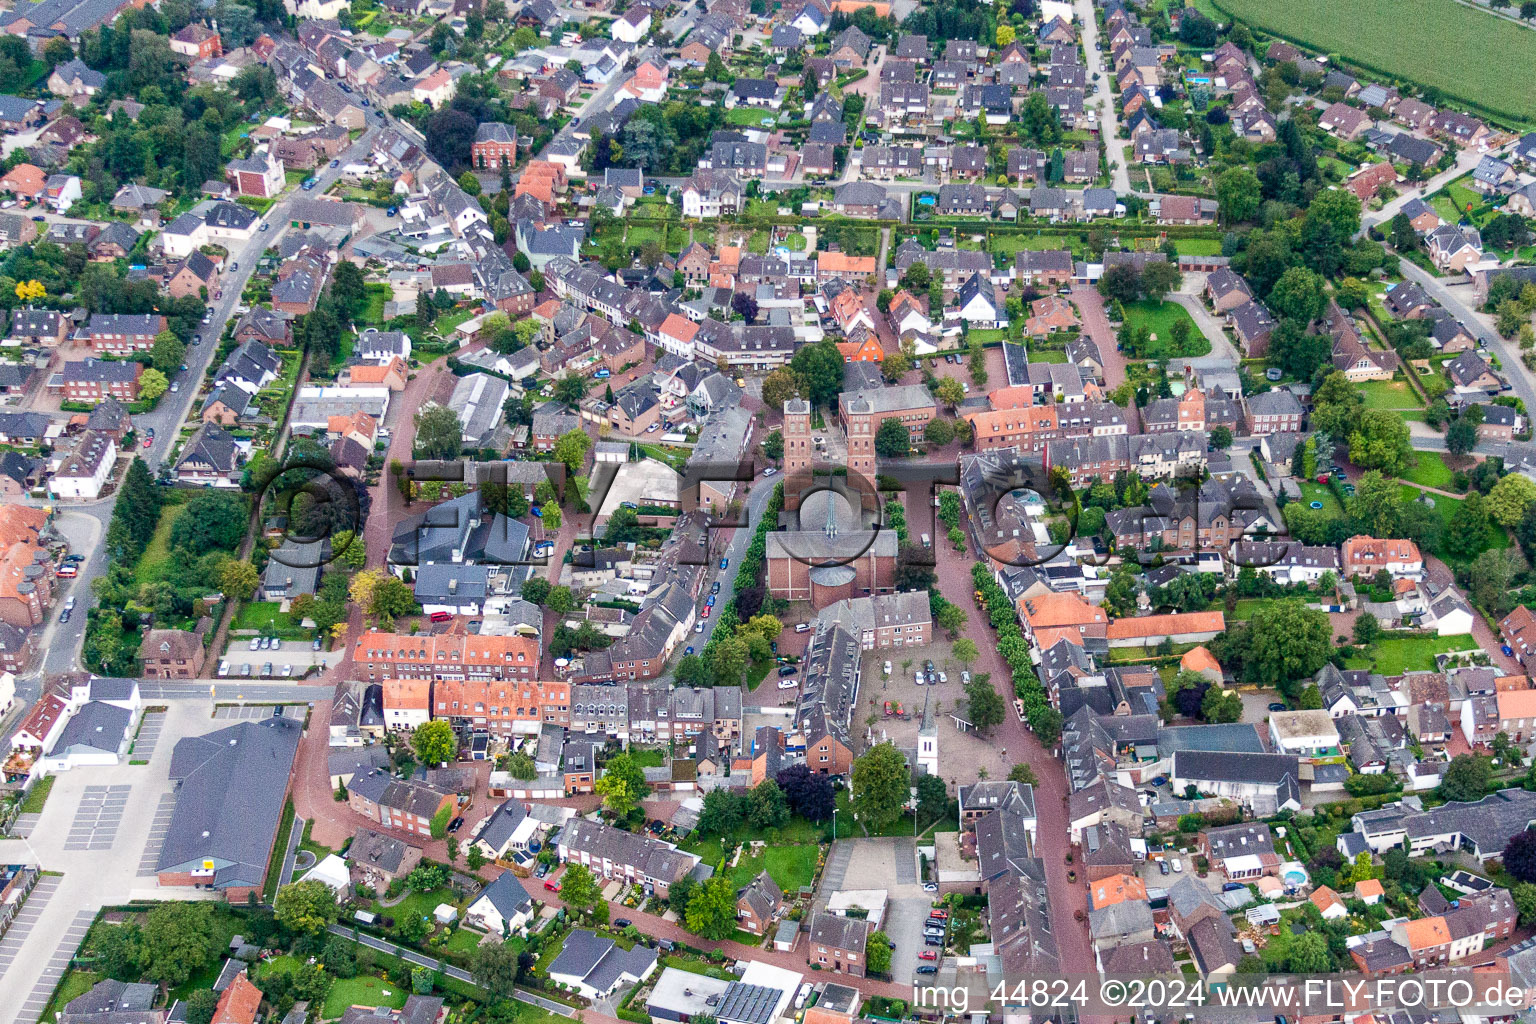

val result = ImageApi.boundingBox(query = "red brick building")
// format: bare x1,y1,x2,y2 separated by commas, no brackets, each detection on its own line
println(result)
472,122,519,169
49,358,142,403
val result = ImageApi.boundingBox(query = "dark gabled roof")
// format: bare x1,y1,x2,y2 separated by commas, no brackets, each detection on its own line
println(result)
157,716,302,890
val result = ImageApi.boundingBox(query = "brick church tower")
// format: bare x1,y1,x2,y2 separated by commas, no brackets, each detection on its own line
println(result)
783,398,812,511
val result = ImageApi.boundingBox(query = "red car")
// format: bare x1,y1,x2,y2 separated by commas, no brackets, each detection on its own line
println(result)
700,605,710,618
143,436,153,448
544,879,561,891
919,951,937,961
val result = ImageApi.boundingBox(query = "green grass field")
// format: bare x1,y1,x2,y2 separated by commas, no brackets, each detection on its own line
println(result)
1297,481,1345,517
1402,450,1455,490
324,976,409,1018
1399,484,1513,552
726,844,819,893
1344,633,1480,674
1355,379,1424,411
1122,300,1210,358
135,504,185,586
1215,0,1536,122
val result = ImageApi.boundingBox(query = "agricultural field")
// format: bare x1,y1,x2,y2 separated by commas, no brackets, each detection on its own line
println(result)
1212,0,1536,121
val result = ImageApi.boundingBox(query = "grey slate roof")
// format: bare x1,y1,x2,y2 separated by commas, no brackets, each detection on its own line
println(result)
157,716,303,891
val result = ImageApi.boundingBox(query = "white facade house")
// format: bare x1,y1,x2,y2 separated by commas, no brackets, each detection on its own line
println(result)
50,434,116,500
1267,710,1341,757
611,7,651,42
466,872,536,935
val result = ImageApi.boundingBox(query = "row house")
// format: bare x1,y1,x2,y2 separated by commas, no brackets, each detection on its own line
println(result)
352,630,543,684
81,313,164,354
556,817,699,898
346,770,455,837
48,358,141,403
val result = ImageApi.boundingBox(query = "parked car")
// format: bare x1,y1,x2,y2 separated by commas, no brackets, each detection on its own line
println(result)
916,965,938,975
429,611,452,622
544,880,561,891
710,581,720,594
695,621,705,633
919,951,937,961
1158,860,1169,875
794,622,810,632
614,918,632,928
719,557,729,569
763,467,776,476
701,605,711,618
705,595,716,607
59,608,69,623
447,816,464,833
249,638,261,652
535,863,549,878
1268,702,1286,712
777,666,797,677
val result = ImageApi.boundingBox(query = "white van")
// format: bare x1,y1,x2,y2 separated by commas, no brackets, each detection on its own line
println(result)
921,533,932,548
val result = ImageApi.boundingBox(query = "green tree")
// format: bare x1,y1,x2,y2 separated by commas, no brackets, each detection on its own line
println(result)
1440,753,1493,802
219,560,259,601
789,338,844,406
1008,763,1038,786
413,403,463,460
1140,260,1183,303
748,779,789,829
560,863,601,913
1446,418,1478,457
595,751,650,817
1353,611,1381,646
865,931,893,974
965,675,1005,732
685,876,740,940
1446,492,1491,559
521,577,551,605
1215,166,1262,224
138,903,217,988
1267,267,1327,324
552,429,592,474
874,418,910,458
151,331,186,374
471,940,522,995
274,879,340,935
1239,600,1333,698
1489,473,1536,527
169,490,247,555
761,430,784,463
953,638,979,665
1308,188,1363,239
138,367,168,401
713,635,749,686
411,720,457,765
546,585,575,616
369,575,415,626
185,989,219,1024
761,368,800,408
935,376,964,408
1348,409,1413,476
850,742,911,831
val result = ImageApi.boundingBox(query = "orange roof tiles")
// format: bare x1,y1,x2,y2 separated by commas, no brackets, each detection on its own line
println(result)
1309,885,1344,914
212,973,263,1024
819,251,877,275
1497,688,1536,721
0,164,45,197
1180,645,1221,674
660,314,699,343
1105,611,1225,641
1355,878,1384,899
1021,592,1105,630
1090,873,1148,909
1398,916,1451,951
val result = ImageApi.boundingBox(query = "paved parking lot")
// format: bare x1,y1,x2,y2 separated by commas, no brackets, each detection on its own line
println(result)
819,839,932,985
138,793,177,876
212,704,308,720
63,785,131,851
0,875,59,982
14,910,92,1023
220,638,343,677
131,711,166,761
7,813,39,838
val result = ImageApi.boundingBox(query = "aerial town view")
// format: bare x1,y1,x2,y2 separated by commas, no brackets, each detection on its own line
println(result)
14,0,1536,1021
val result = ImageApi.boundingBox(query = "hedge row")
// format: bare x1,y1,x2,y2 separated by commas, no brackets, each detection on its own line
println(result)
971,561,1063,744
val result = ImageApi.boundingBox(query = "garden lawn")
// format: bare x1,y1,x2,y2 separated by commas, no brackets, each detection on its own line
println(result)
1121,300,1209,358
628,747,667,768
135,504,185,586
324,976,409,1018
967,329,1007,344
443,926,488,956
1028,348,1068,363
726,844,819,893
1344,633,1480,674
1398,485,1512,552
40,969,98,1022
377,886,459,927
233,602,310,640
1354,379,1424,412
1174,237,1224,256
21,774,54,813
1401,450,1455,490
1211,0,1536,122
1296,481,1344,518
